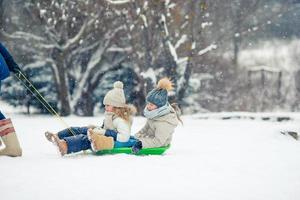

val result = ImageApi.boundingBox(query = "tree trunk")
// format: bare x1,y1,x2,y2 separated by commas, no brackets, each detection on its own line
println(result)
76,90,94,116
57,64,71,116
143,26,152,69
232,2,243,66
233,32,241,65
177,58,193,105
74,79,96,116
52,48,71,116
134,76,147,114
177,0,197,107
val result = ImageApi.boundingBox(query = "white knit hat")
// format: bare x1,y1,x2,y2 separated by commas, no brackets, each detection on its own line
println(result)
103,81,126,107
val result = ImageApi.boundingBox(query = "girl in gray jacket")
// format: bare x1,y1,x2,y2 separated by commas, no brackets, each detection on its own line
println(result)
132,78,181,153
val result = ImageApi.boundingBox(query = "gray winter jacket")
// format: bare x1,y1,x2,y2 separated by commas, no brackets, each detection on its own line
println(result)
134,108,179,148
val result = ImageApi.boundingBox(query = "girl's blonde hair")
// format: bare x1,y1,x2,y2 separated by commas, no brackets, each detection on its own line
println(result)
113,104,137,122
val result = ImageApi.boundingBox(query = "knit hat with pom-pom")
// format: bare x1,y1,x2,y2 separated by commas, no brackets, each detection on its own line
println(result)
146,78,174,108
103,81,126,107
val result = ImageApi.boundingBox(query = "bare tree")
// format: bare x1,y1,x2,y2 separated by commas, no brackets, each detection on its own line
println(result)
2,0,129,115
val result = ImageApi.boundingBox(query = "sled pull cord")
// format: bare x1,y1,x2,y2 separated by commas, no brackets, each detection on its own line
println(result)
14,70,76,136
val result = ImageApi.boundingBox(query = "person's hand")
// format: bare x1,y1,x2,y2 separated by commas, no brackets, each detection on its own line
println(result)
92,127,106,135
132,140,143,154
11,64,21,74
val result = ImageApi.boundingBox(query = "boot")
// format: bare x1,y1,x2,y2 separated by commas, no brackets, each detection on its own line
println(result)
0,118,22,157
52,135,68,156
0,137,6,151
88,129,114,151
45,131,57,143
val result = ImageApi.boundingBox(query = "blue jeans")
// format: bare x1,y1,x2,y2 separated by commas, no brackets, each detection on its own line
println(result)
57,127,90,154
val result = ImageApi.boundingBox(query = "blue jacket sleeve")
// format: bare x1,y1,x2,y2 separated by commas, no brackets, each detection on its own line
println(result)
0,42,20,73
104,129,118,141
0,53,10,80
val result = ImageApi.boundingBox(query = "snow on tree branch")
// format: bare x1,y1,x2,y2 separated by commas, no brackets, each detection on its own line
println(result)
70,41,101,58
198,44,218,56
105,0,131,4
38,43,58,49
1,30,58,49
161,14,169,36
1,31,47,42
167,41,178,62
141,68,157,84
107,46,132,52
23,60,47,70
175,34,188,49
62,20,88,50
141,14,148,27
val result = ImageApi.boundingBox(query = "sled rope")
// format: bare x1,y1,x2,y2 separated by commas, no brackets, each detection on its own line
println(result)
14,70,76,136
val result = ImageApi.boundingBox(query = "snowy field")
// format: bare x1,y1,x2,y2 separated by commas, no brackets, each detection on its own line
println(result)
1,111,300,200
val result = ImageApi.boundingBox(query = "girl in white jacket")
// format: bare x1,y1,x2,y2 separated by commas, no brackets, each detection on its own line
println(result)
88,101,137,151
45,81,136,155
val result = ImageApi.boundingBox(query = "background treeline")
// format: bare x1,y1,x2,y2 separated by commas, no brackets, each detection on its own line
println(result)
0,0,300,116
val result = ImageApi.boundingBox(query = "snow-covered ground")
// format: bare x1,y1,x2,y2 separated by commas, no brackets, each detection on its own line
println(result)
1,111,300,200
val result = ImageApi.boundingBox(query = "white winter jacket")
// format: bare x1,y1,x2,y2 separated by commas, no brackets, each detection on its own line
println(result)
102,112,132,142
